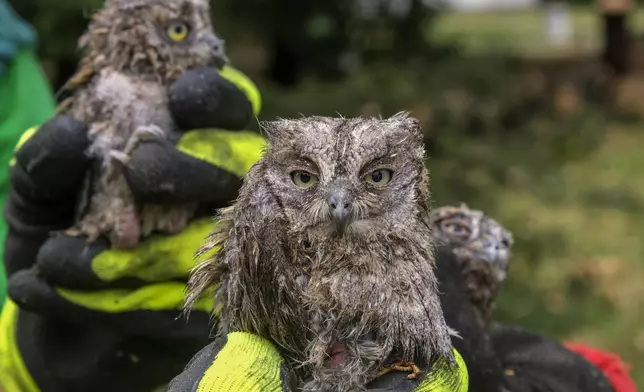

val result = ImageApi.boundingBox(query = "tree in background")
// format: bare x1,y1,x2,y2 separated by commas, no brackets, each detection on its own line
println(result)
9,0,443,89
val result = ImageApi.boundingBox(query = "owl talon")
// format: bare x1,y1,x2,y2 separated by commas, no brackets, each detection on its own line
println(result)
123,124,166,156
109,150,131,165
64,227,82,237
378,361,423,380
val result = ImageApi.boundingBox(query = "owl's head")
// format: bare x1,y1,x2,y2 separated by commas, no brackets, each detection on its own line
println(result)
429,204,514,284
258,112,429,239
81,0,227,81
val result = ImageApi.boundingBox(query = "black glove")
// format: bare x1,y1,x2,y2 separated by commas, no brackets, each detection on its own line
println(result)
490,323,615,392
1,66,263,392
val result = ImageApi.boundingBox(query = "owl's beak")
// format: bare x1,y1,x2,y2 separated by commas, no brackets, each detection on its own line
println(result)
327,187,354,234
204,35,228,67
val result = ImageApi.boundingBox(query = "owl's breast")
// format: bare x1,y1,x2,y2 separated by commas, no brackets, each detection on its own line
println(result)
75,69,176,146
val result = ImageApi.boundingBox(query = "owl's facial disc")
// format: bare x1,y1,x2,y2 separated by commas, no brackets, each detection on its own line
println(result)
430,205,514,285
326,183,355,235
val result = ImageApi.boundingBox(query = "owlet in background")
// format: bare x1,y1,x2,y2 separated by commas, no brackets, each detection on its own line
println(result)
186,113,456,391
430,204,514,392
58,0,228,249
429,204,514,326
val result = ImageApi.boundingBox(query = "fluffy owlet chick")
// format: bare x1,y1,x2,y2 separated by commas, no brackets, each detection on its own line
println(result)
59,0,228,249
186,113,456,391
429,204,514,326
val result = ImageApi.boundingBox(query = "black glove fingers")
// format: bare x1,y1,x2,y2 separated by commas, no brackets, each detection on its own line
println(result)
167,338,225,392
35,233,169,290
490,324,614,392
124,141,242,205
16,313,207,392
4,115,90,275
12,114,90,202
35,233,112,289
8,269,212,339
3,227,50,275
168,67,253,131
167,337,300,392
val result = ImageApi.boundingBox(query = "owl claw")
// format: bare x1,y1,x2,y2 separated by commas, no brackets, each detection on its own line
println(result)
378,361,423,380
123,125,166,156
109,150,131,165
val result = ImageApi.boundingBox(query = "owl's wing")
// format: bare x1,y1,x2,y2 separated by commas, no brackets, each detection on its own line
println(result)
186,173,307,357
55,58,95,113
185,205,234,313
185,174,287,318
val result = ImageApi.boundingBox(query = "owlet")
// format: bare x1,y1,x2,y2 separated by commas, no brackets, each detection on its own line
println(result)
186,113,456,391
429,204,514,326
59,0,228,249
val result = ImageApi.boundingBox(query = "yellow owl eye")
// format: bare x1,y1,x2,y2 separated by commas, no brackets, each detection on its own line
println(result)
166,23,190,42
365,169,392,186
291,171,318,189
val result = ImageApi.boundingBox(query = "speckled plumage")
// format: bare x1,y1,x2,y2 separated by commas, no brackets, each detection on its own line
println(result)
428,204,514,326
187,113,455,391
60,0,227,248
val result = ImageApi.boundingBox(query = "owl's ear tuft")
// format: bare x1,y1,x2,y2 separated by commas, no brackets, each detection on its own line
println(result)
260,118,307,147
260,119,288,145
389,111,413,121
389,111,422,138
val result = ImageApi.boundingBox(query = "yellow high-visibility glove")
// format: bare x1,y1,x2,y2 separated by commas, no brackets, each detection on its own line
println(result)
0,65,264,392
168,332,469,392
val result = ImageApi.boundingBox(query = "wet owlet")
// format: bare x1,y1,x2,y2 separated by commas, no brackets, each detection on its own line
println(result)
429,204,514,326
186,113,456,391
58,0,228,249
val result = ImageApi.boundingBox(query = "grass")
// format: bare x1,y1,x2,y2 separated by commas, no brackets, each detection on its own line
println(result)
257,6,644,386
485,123,644,388
426,8,644,387
432,5,644,56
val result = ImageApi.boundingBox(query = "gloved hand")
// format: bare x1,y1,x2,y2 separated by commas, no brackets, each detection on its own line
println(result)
0,65,265,392
490,323,615,392
168,332,469,392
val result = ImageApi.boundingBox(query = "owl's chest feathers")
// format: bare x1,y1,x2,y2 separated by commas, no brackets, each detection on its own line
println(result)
461,259,499,320
71,69,177,155
296,238,434,318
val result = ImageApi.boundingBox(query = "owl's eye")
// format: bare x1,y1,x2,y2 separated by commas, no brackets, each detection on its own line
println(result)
365,169,392,186
443,222,472,239
291,171,318,189
166,22,190,42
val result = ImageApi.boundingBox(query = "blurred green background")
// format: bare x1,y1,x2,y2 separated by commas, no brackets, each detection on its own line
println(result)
8,0,644,387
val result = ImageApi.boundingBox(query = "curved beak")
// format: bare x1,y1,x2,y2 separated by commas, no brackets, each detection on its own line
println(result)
203,34,228,67
327,186,355,235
